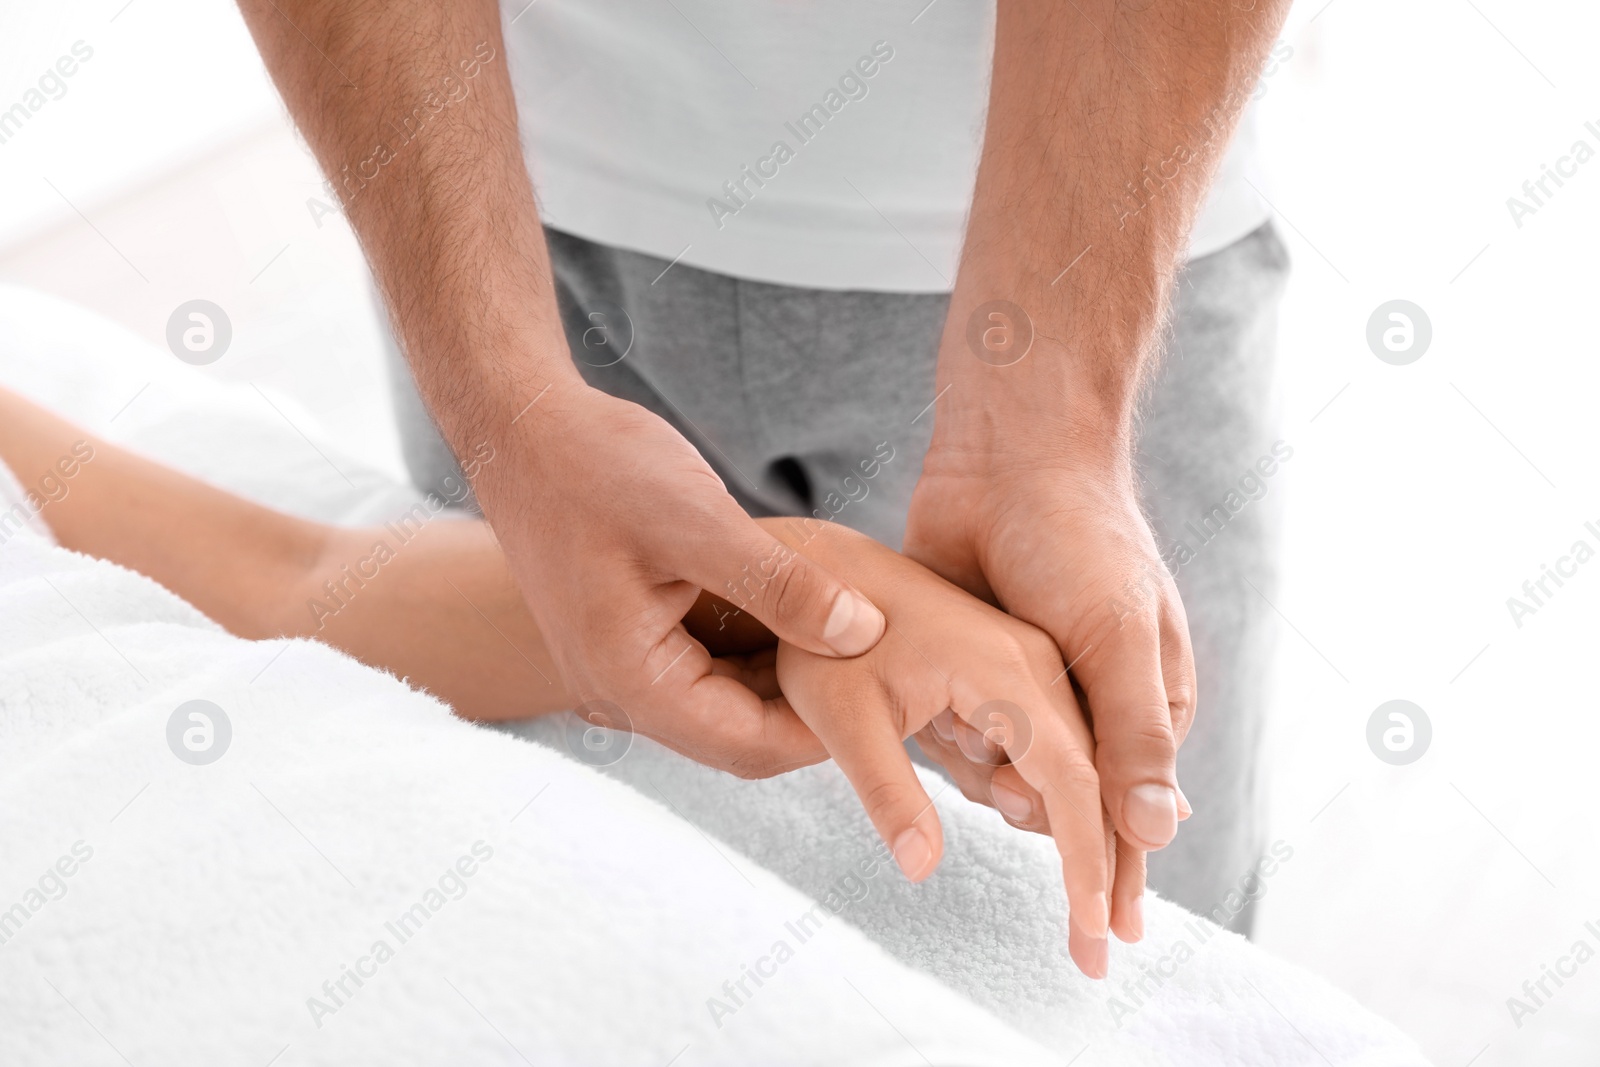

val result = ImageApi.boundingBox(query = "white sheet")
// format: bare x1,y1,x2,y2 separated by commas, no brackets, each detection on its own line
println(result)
0,284,1431,1065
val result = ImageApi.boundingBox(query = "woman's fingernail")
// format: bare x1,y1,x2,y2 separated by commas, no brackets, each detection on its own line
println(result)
1175,784,1193,820
932,708,957,742
893,827,936,882
990,780,1033,823
823,591,886,656
1124,783,1179,848
1128,895,1145,942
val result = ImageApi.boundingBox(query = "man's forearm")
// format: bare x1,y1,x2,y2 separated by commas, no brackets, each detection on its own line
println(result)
236,0,577,459
934,0,1291,470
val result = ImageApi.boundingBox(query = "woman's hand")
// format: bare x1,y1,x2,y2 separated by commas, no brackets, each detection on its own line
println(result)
762,519,1140,978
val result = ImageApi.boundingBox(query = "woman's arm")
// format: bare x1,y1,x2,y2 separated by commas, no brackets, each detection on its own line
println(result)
0,386,324,641
0,384,768,720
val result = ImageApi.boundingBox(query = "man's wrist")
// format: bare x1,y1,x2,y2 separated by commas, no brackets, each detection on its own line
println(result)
930,0,1291,486
927,326,1143,480
930,222,1172,478
411,303,580,432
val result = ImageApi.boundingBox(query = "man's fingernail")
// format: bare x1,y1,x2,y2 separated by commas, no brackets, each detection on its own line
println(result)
823,591,885,655
990,780,1033,823
893,827,936,882
1175,784,1193,820
1124,783,1179,848
932,708,957,742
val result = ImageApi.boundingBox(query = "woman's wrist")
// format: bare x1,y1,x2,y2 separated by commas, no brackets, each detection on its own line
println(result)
762,514,905,592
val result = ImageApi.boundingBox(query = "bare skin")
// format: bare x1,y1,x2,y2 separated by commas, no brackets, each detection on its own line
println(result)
230,0,1289,865
0,386,1158,976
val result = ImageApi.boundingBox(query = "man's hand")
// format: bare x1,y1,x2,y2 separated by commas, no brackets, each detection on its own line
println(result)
905,462,1195,855
489,387,885,776
235,0,887,776
903,0,1289,873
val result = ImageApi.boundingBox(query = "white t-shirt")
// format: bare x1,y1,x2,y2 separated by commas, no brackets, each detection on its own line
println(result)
504,0,1268,293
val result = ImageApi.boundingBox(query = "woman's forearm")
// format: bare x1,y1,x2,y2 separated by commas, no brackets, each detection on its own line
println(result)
0,388,887,722
0,387,323,641
0,386,566,718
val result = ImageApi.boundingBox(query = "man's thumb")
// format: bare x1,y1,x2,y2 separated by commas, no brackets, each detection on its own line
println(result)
684,524,885,658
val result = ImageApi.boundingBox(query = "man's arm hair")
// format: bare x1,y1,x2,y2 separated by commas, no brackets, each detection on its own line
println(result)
935,0,1293,465
235,0,578,461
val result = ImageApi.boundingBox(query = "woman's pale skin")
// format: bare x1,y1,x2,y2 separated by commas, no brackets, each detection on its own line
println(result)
0,386,1185,978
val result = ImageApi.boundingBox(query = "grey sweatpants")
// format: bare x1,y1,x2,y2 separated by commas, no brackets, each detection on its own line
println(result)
385,223,1291,934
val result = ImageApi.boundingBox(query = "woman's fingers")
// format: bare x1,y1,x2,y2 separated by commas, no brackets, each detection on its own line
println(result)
913,724,1052,833
1037,776,1110,978
934,622,1120,979
933,699,1137,965
1110,835,1147,944
913,723,995,806
786,661,945,883
954,715,1005,765
988,761,1049,833
957,683,1110,979
835,723,945,883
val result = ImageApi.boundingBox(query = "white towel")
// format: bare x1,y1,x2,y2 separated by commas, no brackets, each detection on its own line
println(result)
0,456,55,546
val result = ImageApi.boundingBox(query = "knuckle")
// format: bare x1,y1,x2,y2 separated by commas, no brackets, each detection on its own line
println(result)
1059,748,1100,788
983,632,1037,676
673,491,740,546
858,776,914,821
1007,622,1063,670
761,554,821,630
723,715,811,782
1166,680,1197,723
1083,601,1160,655
1097,717,1177,764
1016,738,1097,792
725,748,783,780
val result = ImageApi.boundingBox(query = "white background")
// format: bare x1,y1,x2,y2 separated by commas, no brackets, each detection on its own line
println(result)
1,1,1596,1063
